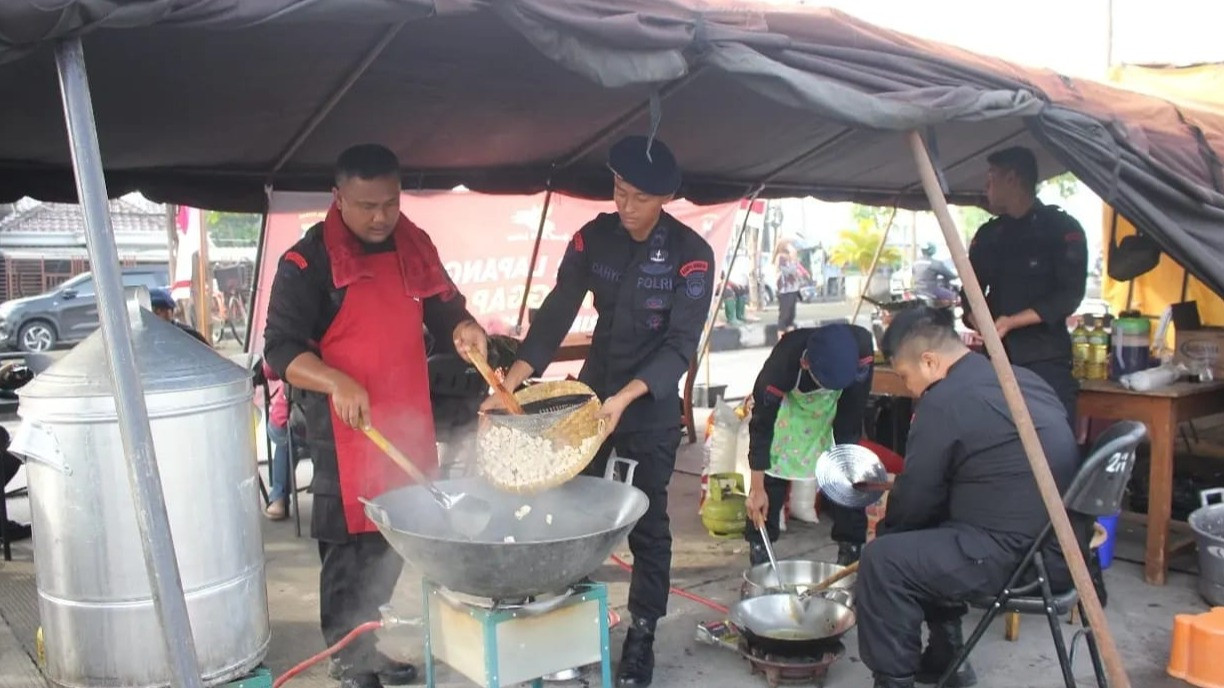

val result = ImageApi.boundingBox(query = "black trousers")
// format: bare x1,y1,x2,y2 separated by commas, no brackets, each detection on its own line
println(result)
584,427,681,624
744,474,868,544
1021,359,1078,427
777,292,799,331
0,427,16,486
318,532,405,670
855,524,1058,678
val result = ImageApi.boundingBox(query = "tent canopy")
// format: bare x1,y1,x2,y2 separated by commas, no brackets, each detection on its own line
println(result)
0,0,1221,293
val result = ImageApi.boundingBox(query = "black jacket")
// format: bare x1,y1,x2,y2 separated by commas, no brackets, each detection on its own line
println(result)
884,353,1081,539
965,202,1088,365
516,211,715,432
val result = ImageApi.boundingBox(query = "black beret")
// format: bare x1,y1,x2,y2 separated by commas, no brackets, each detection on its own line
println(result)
607,135,681,196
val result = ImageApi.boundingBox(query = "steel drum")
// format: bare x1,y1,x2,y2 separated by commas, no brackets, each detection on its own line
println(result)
365,468,648,600
815,443,888,508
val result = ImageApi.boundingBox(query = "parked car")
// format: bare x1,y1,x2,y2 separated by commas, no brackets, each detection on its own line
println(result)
0,266,170,352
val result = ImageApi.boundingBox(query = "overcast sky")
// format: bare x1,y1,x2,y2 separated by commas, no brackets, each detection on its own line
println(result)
773,0,1223,78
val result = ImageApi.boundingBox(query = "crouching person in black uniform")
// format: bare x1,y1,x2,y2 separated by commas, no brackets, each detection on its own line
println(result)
487,135,714,687
743,323,874,565
857,307,1087,688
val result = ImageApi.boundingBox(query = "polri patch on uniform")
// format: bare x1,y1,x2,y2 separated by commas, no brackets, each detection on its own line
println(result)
284,251,308,270
572,232,585,252
680,259,708,299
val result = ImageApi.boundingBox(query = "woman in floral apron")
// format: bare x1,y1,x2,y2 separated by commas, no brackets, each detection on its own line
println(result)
743,323,876,565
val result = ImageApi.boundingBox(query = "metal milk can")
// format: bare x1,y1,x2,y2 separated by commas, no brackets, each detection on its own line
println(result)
11,288,269,687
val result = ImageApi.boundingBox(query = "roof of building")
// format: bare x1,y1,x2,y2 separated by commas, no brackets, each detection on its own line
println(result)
0,194,165,235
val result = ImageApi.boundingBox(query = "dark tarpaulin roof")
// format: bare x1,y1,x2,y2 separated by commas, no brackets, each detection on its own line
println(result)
0,0,1221,293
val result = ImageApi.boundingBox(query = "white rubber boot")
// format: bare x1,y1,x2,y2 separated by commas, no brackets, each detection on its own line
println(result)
788,479,820,523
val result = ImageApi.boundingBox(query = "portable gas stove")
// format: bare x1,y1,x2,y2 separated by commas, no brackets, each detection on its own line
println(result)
422,580,613,688
696,621,845,688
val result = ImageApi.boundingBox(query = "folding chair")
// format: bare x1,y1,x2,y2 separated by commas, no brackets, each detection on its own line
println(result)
937,420,1147,688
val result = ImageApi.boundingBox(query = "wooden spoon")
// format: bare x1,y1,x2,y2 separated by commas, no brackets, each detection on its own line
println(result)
462,343,524,414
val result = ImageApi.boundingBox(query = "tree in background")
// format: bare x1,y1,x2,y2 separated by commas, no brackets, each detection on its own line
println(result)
830,207,903,274
206,211,261,246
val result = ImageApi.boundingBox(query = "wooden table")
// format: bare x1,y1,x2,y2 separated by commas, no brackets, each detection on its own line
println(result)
870,366,1224,585
554,333,593,362
1077,379,1224,585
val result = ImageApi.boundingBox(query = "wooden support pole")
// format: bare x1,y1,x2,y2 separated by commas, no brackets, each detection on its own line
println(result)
850,206,898,324
907,130,1130,688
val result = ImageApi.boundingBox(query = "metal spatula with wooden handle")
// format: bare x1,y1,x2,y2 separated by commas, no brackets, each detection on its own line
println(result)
363,424,491,539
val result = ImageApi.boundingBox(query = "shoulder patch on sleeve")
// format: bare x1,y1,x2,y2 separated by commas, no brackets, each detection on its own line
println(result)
680,259,709,277
765,385,785,399
283,251,308,270
571,231,584,253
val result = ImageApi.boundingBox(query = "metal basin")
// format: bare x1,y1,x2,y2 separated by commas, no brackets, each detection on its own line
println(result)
741,560,856,607
365,475,648,600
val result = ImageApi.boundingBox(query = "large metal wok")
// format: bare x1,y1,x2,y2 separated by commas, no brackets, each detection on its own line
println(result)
729,594,856,656
364,458,648,600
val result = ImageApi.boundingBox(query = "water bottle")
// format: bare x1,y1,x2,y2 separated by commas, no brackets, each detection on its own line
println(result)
1087,315,1111,381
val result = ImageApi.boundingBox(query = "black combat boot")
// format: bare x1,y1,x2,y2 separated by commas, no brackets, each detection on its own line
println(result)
329,654,416,686
915,620,977,686
873,673,916,687
836,542,861,566
616,617,656,687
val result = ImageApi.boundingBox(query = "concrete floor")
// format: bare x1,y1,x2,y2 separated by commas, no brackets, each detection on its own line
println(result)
0,294,1211,687
0,437,1211,688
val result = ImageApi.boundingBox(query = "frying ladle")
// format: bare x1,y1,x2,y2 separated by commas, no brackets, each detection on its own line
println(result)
362,425,492,538
461,343,524,415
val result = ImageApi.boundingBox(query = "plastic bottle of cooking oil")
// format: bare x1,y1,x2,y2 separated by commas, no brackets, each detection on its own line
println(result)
35,626,44,667
1071,316,1090,380
1087,314,1111,381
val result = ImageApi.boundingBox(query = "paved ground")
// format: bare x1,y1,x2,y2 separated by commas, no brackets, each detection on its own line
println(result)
0,289,1212,688
0,433,1212,688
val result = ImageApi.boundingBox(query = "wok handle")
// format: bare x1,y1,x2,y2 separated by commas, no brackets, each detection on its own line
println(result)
463,343,525,414
605,456,639,485
358,497,391,529
853,481,894,492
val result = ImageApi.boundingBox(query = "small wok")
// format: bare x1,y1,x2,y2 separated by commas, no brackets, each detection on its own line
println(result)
729,593,856,657
741,560,856,607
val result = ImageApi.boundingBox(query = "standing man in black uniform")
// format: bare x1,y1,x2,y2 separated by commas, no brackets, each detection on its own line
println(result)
964,147,1088,424
743,323,874,565
487,135,714,687
856,307,1087,688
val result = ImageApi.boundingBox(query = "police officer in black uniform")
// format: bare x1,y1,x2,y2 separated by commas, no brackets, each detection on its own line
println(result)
856,307,1088,688
964,147,1088,424
743,323,874,566
488,135,714,687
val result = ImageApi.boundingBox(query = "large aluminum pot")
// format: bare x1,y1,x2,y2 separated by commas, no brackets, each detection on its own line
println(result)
12,290,269,687
366,458,648,600
741,560,856,607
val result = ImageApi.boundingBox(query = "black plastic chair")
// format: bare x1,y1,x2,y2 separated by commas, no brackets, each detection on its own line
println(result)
937,420,1148,688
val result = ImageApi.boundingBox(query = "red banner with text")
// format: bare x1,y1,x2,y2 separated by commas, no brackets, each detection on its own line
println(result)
249,191,740,360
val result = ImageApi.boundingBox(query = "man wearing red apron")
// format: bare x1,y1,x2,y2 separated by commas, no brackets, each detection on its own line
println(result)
265,145,486,688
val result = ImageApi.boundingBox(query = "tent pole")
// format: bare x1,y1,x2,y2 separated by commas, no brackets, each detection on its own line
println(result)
907,130,1131,688
850,206,898,324
514,183,554,334
54,38,204,688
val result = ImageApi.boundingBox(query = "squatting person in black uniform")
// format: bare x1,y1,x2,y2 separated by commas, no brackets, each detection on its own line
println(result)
964,146,1088,424
743,323,874,566
856,307,1088,688
485,135,714,687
